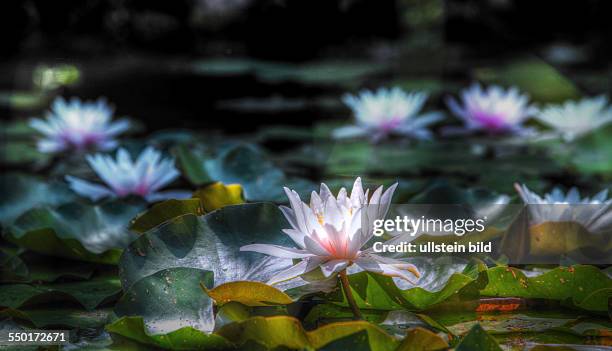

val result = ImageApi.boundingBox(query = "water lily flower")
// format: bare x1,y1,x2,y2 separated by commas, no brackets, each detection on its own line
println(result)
446,84,536,135
29,97,130,153
241,178,420,286
534,96,612,141
514,183,612,233
66,147,190,202
333,87,443,141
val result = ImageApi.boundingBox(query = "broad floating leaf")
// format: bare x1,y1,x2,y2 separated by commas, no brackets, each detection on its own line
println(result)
178,143,314,202
0,275,121,310
7,201,145,264
204,281,293,307
0,174,75,226
130,199,203,234
106,316,231,350
119,203,300,291
396,327,448,351
115,267,215,334
455,324,502,351
193,182,245,212
481,265,612,312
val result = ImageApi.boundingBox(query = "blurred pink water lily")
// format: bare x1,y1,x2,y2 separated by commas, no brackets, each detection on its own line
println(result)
241,177,420,285
66,147,190,202
446,84,536,135
334,87,443,141
29,97,130,153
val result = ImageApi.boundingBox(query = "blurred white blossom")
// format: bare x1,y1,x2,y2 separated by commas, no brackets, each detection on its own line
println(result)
66,147,189,202
535,96,612,141
30,97,130,153
334,87,442,141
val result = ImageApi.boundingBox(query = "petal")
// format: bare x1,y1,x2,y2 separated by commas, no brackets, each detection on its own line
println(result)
65,175,115,201
267,257,325,285
304,235,330,256
355,255,419,282
320,259,349,277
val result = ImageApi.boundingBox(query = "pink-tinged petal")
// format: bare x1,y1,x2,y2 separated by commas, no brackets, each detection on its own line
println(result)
320,259,349,277
284,187,308,234
304,235,331,256
65,175,114,201
279,205,299,230
282,229,306,248
240,244,314,259
267,257,325,285
355,255,419,282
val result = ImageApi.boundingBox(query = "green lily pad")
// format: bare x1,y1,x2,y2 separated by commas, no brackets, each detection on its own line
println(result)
106,316,231,350
455,324,502,351
119,203,300,290
0,248,28,281
115,267,215,334
6,200,146,264
129,199,203,234
178,143,314,202
481,265,612,312
0,252,95,283
216,316,399,351
2,307,112,329
0,275,121,310
320,258,486,311
0,174,76,226
396,327,448,351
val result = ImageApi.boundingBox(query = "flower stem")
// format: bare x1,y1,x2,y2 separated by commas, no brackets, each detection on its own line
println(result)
339,268,362,320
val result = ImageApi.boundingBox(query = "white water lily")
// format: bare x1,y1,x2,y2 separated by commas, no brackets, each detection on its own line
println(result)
241,178,420,285
446,84,536,135
29,97,130,153
66,147,189,202
515,183,612,233
535,96,612,141
333,87,442,141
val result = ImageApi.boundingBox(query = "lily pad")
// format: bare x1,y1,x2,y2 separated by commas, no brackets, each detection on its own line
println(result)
204,281,293,307
192,182,245,212
0,174,76,226
178,143,314,202
2,307,112,329
115,267,215,334
130,199,203,234
481,265,612,312
119,203,298,290
0,275,121,310
6,200,146,264
455,324,502,351
105,316,231,350
216,316,400,351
